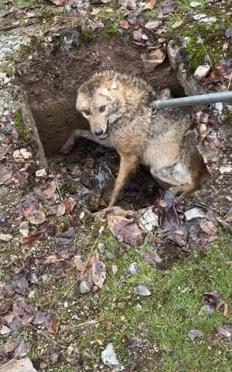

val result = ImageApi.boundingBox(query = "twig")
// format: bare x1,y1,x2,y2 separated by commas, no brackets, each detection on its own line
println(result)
59,319,99,332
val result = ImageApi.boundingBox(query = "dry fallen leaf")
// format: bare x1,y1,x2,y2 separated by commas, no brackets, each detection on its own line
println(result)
45,314,58,335
21,231,44,245
26,210,46,225
49,0,66,5
204,291,229,317
143,0,157,11
79,250,107,292
43,255,65,266
199,220,217,236
43,181,57,199
107,214,143,246
0,164,13,185
112,264,118,276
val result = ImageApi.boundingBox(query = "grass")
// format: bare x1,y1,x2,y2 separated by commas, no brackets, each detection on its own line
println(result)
35,229,230,370
20,229,231,370
165,0,232,71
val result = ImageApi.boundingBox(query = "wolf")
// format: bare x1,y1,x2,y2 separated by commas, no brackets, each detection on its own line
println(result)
61,70,207,207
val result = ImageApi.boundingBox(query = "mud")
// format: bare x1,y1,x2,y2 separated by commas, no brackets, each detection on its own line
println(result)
16,32,185,211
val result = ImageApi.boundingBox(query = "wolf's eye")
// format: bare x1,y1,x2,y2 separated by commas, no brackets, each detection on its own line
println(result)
99,105,106,113
83,110,90,116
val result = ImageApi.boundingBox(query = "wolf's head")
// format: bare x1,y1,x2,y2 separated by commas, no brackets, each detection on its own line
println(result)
76,71,155,140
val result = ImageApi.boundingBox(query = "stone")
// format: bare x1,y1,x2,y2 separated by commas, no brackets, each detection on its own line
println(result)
36,168,47,177
135,285,151,297
0,357,37,372
194,64,211,80
79,280,91,294
101,343,120,368
98,242,106,254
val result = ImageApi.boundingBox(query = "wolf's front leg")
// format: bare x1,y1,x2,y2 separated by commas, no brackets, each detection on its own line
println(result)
60,129,113,154
109,154,138,207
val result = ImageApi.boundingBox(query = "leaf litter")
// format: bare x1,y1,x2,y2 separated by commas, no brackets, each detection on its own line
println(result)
76,250,106,293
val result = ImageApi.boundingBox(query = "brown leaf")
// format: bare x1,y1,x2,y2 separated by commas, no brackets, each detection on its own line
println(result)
46,314,58,335
142,48,166,68
43,181,57,199
143,0,157,10
92,260,106,288
21,231,44,245
64,197,76,213
119,20,130,29
73,255,85,271
79,250,107,291
199,220,217,236
107,214,143,246
0,164,13,185
3,338,18,353
26,210,46,225
204,291,229,317
42,255,64,266
0,303,12,316
12,298,34,327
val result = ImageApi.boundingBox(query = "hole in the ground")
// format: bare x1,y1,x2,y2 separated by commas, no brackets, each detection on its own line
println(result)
16,33,186,211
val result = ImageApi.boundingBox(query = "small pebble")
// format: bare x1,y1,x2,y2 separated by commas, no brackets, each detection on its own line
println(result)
128,262,138,276
0,212,6,224
1,122,12,135
188,329,203,341
79,280,91,294
135,285,151,297
101,343,120,368
98,242,105,254
194,64,211,80
36,168,47,178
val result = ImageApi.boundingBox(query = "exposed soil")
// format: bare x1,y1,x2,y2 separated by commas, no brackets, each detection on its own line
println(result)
16,33,184,156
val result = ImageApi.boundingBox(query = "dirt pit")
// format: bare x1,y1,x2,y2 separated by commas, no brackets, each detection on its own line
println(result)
16,32,185,211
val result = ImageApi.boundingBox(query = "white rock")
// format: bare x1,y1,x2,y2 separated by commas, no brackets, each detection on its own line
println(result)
79,280,91,294
0,233,13,242
20,148,32,159
139,207,159,232
219,165,232,174
184,207,205,221
135,285,151,297
19,221,30,237
190,1,201,7
36,168,47,177
145,20,162,30
188,329,203,341
128,262,138,275
0,357,37,372
101,343,120,368
0,325,11,335
194,64,211,80
98,242,105,254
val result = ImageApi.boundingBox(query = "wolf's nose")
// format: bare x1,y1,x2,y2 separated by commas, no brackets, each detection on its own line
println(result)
94,128,104,136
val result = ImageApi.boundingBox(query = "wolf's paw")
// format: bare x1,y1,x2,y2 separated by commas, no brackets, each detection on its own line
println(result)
60,141,74,155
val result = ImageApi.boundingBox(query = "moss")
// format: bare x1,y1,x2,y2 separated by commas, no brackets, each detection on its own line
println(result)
104,20,119,34
15,108,31,142
144,9,158,20
0,60,15,75
165,0,231,72
224,109,232,126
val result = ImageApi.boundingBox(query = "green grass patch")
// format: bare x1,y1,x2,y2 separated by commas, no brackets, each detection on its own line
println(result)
74,231,232,370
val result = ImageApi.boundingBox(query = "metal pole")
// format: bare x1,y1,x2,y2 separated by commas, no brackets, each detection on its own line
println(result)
150,91,232,110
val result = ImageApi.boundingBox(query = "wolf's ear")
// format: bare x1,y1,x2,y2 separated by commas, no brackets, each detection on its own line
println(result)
111,73,118,90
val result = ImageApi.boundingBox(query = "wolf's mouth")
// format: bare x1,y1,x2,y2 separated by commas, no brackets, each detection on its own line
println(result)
99,132,108,140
